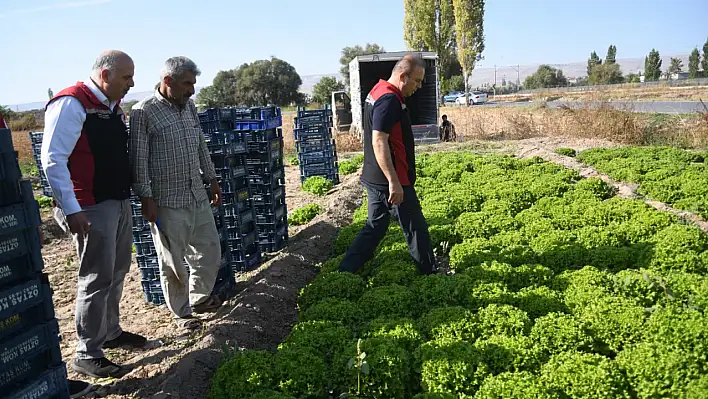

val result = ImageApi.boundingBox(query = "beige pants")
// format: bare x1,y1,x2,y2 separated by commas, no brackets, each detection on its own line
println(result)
149,201,221,318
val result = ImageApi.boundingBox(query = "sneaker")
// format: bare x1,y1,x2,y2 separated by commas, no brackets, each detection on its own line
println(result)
103,331,147,349
68,379,94,398
72,357,129,379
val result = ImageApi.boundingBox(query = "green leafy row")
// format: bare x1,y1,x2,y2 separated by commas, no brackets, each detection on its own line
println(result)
209,151,708,399
339,154,365,176
577,146,708,218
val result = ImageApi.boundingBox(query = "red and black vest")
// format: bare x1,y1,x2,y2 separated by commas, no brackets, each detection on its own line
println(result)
46,82,132,207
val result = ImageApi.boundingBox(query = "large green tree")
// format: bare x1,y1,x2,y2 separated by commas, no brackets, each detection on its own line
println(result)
196,57,302,108
644,49,662,81
339,43,385,84
589,63,623,85
403,0,461,86
668,57,684,76
605,45,617,64
524,65,568,89
702,38,708,76
452,0,485,105
311,76,345,106
688,48,700,79
587,51,602,77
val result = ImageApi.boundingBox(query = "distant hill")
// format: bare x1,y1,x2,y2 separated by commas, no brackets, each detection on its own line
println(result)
5,53,691,111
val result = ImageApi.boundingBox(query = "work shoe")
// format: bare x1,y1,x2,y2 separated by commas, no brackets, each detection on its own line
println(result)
72,357,129,379
103,331,147,349
192,296,223,314
68,379,94,398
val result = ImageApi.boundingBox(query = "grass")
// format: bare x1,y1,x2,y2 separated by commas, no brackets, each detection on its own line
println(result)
441,99,708,149
494,83,708,103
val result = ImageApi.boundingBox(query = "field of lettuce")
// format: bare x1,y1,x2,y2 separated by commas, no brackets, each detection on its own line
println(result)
208,151,708,399
576,146,708,219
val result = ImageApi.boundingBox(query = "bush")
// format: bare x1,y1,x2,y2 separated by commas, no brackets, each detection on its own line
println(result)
554,147,577,157
287,156,299,166
338,154,364,176
288,203,322,226
208,350,276,399
302,176,333,196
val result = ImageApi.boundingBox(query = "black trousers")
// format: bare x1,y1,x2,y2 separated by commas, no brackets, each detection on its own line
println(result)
338,182,437,274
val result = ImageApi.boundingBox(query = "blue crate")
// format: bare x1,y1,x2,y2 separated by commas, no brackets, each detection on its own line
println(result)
0,202,42,237
207,141,247,157
258,222,288,249
0,228,43,268
139,265,160,281
0,180,22,208
0,275,54,340
255,203,287,225
247,137,282,154
227,229,258,252
246,149,283,169
296,138,336,154
0,150,21,183
210,152,246,169
28,131,44,145
246,159,284,177
298,150,337,163
132,231,156,256
0,318,62,372
243,128,282,144
206,130,247,145
259,226,288,254
141,280,165,305
132,213,151,232
252,186,285,207
5,363,70,399
216,167,248,185
293,130,332,142
248,169,284,193
223,206,255,228
136,254,159,270
300,171,340,185
230,244,261,273
294,118,333,131
0,252,45,292
300,161,339,176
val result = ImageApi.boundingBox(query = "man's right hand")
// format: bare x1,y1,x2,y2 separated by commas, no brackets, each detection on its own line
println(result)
388,180,404,205
66,212,91,235
141,197,158,223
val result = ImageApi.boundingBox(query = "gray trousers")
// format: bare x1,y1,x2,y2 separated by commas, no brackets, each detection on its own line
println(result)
149,201,221,318
54,199,133,360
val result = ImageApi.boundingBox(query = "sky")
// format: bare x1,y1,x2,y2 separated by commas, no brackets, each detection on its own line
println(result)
0,0,706,105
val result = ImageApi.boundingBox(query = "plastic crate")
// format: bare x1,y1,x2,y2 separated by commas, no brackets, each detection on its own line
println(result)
300,161,339,175
227,229,258,252
207,141,247,156
0,227,43,267
141,280,165,305
247,137,282,154
230,244,261,273
216,168,248,187
243,128,282,144
223,206,255,228
0,129,15,152
298,150,337,163
0,180,22,208
210,152,246,170
246,148,283,168
28,131,44,145
0,251,45,290
293,129,332,142
255,203,287,225
0,202,42,237
258,222,288,247
246,159,284,177
132,231,156,256
0,274,54,340
138,265,160,282
0,151,21,184
211,262,237,301
296,138,336,154
300,171,340,185
136,254,159,270
0,319,62,375
5,363,70,399
248,169,284,193
251,186,285,206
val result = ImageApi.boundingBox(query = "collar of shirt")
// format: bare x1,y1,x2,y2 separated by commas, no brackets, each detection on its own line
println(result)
85,77,119,111
154,88,187,112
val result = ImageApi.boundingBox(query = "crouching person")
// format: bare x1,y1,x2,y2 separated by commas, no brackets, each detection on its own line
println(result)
129,56,223,330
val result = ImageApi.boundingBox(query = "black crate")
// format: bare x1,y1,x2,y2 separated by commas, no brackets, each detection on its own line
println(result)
300,171,340,185
136,254,159,270
132,214,150,232
0,274,54,340
0,252,45,293
140,280,165,305
0,320,63,391
0,180,22,208
246,148,283,168
230,244,261,273
259,224,288,253
243,128,282,144
248,168,285,193
247,137,282,154
296,138,336,154
0,228,43,269
211,262,237,302
5,363,69,399
138,264,160,282
132,230,156,256
255,203,287,225
211,152,246,170
0,150,21,183
219,175,249,193
227,230,258,253
246,158,284,177
300,161,339,176
0,201,42,237
251,186,285,207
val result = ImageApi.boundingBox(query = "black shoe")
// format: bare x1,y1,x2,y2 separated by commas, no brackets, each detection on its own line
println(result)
103,331,147,349
72,357,129,379
68,379,94,398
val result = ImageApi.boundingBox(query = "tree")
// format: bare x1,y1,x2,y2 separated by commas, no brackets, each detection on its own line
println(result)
688,48,700,79
311,76,345,106
587,51,602,77
589,63,623,85
121,100,138,113
605,45,617,64
197,57,302,108
0,105,16,120
524,65,568,89
644,49,662,81
404,0,460,84
339,43,385,84
447,75,465,92
625,73,641,83
668,57,684,76
47,88,53,100
452,0,485,106
702,38,708,77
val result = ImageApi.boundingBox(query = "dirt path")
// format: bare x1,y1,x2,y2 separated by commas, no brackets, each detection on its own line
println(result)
40,163,365,398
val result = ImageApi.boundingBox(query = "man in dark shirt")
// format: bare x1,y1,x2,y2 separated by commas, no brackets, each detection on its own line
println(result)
439,114,457,142
338,55,437,275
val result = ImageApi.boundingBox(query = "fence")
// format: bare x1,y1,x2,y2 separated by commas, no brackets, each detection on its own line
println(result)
515,78,708,95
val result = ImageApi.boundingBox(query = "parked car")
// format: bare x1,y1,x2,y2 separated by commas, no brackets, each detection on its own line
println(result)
454,91,488,105
443,91,464,103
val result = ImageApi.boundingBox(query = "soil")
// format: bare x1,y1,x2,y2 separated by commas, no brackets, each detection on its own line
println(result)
39,162,366,399
36,135,708,398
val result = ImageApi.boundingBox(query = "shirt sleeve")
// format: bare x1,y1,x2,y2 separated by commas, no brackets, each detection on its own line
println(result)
372,94,401,134
41,97,86,216
129,106,152,198
192,104,217,182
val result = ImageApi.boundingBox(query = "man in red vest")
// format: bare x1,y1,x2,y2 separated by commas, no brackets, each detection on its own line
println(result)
42,50,146,380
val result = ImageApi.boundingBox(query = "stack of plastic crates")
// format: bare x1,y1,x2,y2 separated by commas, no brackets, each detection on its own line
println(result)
294,105,340,185
0,128,70,398
198,107,284,272
244,120,288,256
28,131,53,198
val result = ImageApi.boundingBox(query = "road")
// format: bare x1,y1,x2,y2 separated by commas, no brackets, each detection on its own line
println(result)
479,100,706,114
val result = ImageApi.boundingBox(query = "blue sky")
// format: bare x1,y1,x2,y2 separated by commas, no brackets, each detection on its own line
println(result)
1,0,705,105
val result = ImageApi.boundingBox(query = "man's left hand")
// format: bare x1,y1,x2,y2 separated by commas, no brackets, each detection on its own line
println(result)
210,180,222,207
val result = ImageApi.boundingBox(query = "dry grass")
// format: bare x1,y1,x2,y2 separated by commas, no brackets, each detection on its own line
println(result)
280,113,363,155
442,100,708,149
495,84,708,103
